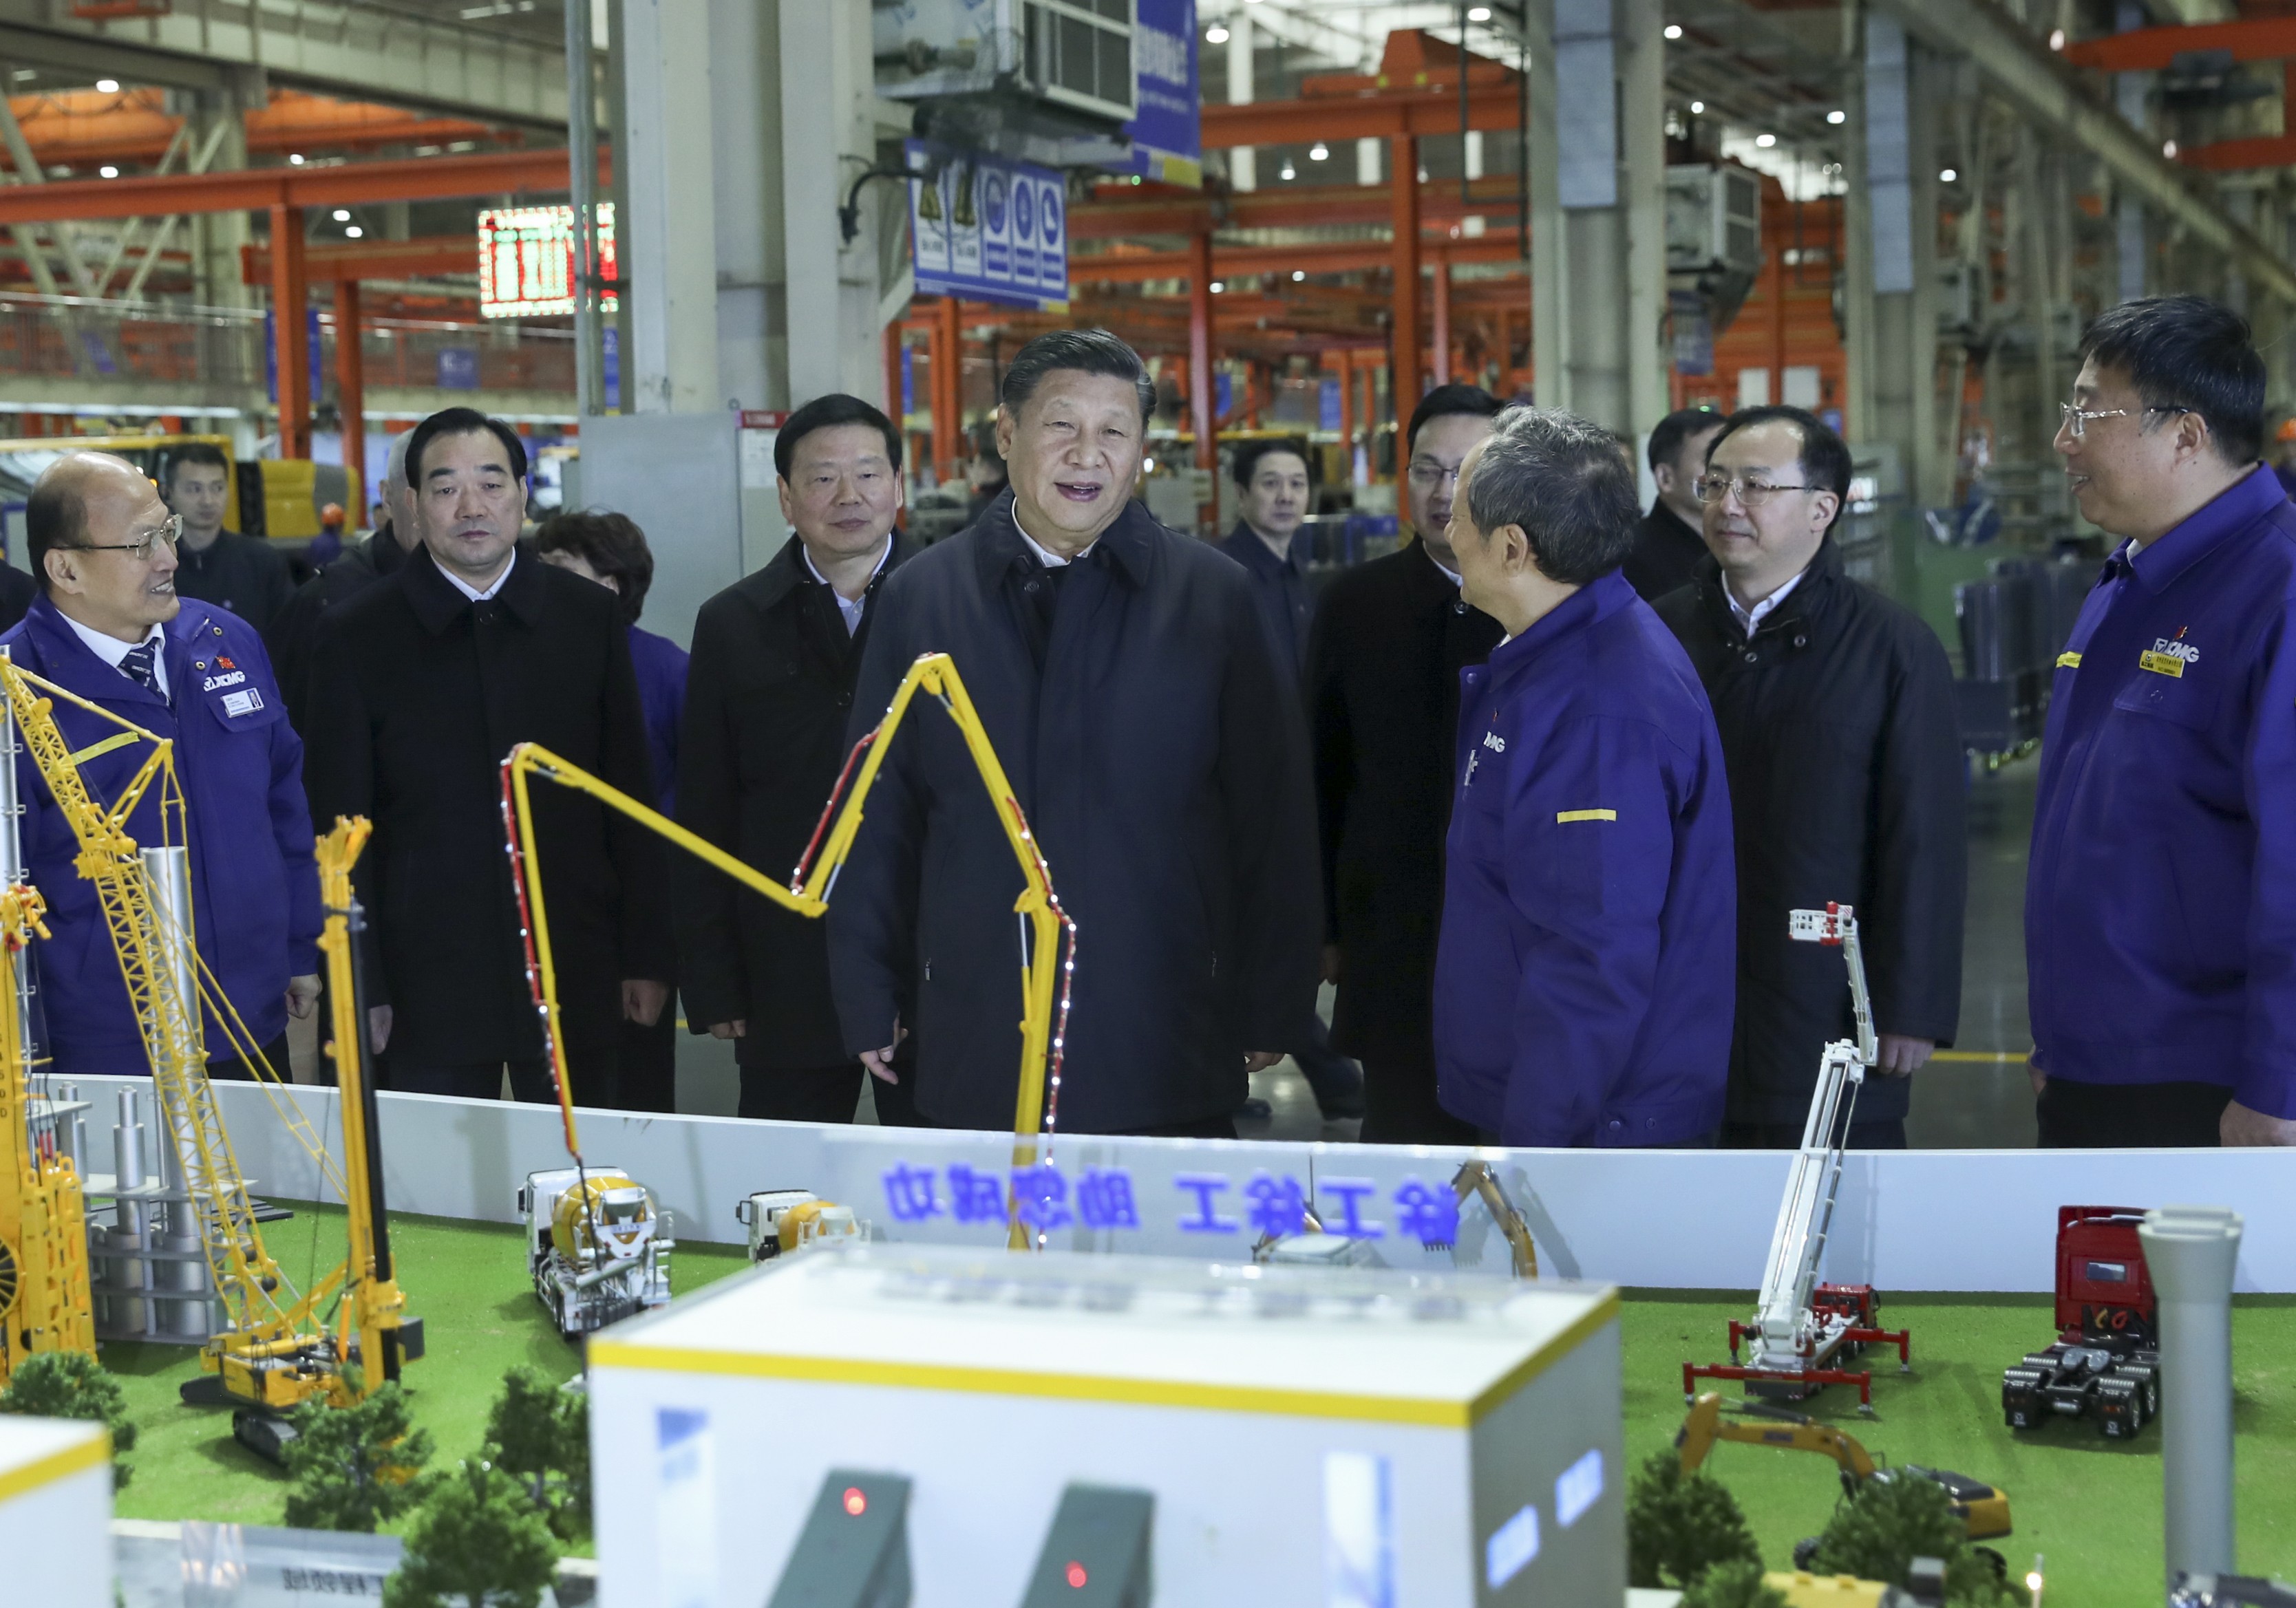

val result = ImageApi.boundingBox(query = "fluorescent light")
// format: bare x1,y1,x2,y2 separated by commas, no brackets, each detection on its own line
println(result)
332,208,352,222
1690,100,1704,114
1292,270,1305,281
1210,280,1225,293
1468,6,1492,19
1662,23,1681,39
1755,133,1776,148
1827,109,1845,125
98,165,118,179
1206,24,1229,43
1310,142,1329,160
288,153,306,165
345,226,364,238
1279,160,1296,180
1940,167,1957,182
95,78,118,93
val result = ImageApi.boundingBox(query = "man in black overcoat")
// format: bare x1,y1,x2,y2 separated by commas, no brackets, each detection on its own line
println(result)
678,394,918,1124
302,407,671,1106
829,329,1320,1137
1624,405,1724,601
1305,384,1505,1144
1652,405,1965,1148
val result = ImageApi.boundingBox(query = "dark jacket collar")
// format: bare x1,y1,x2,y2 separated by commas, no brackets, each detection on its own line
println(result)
969,489,1155,592
372,523,410,577
1221,520,1306,577
401,539,547,636
1694,534,1844,641
1644,497,1705,548
745,531,913,614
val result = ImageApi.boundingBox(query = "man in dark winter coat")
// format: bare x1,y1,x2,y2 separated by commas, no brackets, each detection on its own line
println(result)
1653,405,1966,1148
829,329,1320,1136
1306,384,1505,1144
162,441,295,633
679,394,919,1125
302,407,671,1106
267,429,415,736
1624,405,1724,601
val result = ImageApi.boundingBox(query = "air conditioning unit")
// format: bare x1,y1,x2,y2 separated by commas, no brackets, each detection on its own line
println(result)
875,0,1139,128
1666,164,1763,277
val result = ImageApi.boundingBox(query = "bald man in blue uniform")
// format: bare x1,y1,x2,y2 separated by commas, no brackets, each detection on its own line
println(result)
2030,296,2296,1148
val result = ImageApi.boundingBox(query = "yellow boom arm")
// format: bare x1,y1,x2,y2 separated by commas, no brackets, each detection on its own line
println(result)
500,652,1076,1250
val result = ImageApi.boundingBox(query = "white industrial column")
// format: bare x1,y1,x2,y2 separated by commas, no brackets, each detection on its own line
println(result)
189,93,249,311
1855,14,1941,502
621,0,720,414
2114,0,2149,304
1228,19,1257,192
780,0,887,407
714,0,786,411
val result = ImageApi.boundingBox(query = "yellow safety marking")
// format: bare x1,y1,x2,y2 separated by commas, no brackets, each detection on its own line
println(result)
1556,809,1617,824
0,1432,109,1504
2055,652,2081,669
1930,1050,2026,1064
2138,650,2185,678
64,731,140,767
592,1294,1620,1430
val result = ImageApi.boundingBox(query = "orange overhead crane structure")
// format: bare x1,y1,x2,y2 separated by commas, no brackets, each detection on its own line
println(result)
2062,17,2296,171
7,86,515,169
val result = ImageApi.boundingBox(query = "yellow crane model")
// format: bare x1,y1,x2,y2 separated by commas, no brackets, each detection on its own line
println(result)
0,654,414,1457
502,652,1075,1252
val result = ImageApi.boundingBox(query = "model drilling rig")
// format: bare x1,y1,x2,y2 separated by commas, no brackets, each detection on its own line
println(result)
1684,904,1911,1410
0,655,415,1456
502,652,1075,1259
0,660,96,1386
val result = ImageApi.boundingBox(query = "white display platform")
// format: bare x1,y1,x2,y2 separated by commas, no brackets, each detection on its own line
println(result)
588,1244,1624,1607
54,1075,2296,1293
0,1415,111,1608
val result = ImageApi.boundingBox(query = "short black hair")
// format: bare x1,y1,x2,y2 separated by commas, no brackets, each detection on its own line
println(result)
1231,436,1312,490
162,440,229,486
1463,407,1641,586
406,406,528,487
999,328,1156,425
774,393,904,484
533,509,655,625
1706,405,1852,532
25,462,92,594
1405,383,1504,458
2076,294,2265,466
1646,405,1725,473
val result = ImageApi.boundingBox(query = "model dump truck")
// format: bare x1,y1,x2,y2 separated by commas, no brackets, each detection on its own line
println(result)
519,1167,673,1338
2001,1205,2160,1439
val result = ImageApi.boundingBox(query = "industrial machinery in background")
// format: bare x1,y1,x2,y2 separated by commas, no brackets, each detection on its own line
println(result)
1675,1393,2012,1565
1951,554,2097,765
873,0,1141,165
736,1190,864,1265
1665,163,1765,379
1686,905,1911,1410
502,652,1074,1260
2001,1206,2161,1439
0,436,359,558
518,1168,672,1338
0,652,416,1459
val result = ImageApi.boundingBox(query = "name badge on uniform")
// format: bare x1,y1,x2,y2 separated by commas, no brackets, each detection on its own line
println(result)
220,687,264,718
2138,635,2199,678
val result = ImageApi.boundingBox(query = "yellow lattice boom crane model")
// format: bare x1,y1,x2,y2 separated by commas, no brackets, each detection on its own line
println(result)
502,652,1076,1252
0,654,413,1448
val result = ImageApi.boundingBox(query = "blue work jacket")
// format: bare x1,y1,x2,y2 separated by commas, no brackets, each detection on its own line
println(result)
2,594,321,1075
2027,464,2296,1117
1434,570,1736,1146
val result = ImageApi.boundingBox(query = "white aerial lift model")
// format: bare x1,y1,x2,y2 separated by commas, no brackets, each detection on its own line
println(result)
1683,904,1911,1411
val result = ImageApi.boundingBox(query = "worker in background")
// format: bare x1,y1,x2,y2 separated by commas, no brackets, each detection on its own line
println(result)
266,429,415,735
4,452,319,1080
1624,405,1725,602
2030,295,2296,1147
308,500,348,571
831,329,1319,1136
679,394,920,1126
2271,414,2296,500
533,509,688,1115
1218,436,1364,1124
1305,384,1504,1144
301,407,670,1106
1433,407,1733,1146
1654,406,1964,1149
963,420,1009,528
162,441,295,634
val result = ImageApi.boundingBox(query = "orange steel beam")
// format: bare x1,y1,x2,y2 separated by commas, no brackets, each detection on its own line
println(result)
935,294,966,482
272,204,311,462
10,87,508,168
336,278,364,475
1431,254,1452,387
2062,17,2296,73
1072,235,1522,283
242,234,478,283
0,146,594,224
1390,133,1421,421
1073,175,1522,239
1188,228,1215,480
2182,131,2296,171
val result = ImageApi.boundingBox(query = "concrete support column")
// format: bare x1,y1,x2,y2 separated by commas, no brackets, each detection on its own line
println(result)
1227,21,1256,193
714,0,785,410
190,95,249,310
780,0,886,407
623,0,719,413
1527,0,1562,407
1857,14,1943,500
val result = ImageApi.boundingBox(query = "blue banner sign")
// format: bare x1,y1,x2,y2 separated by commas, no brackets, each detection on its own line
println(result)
908,139,1070,313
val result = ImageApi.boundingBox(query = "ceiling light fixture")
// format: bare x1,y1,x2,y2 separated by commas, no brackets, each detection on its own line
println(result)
1468,6,1492,19
1689,100,1704,114
332,208,352,222
1279,160,1296,180
1826,109,1845,125
345,226,364,238
1663,23,1681,39
95,78,118,93
1292,269,1305,281
1939,167,1957,182
2163,139,2178,158
98,165,118,179
1310,142,1329,160
2048,28,2065,50
1755,133,1776,148
1206,24,1229,43
1210,280,1225,293
288,153,306,165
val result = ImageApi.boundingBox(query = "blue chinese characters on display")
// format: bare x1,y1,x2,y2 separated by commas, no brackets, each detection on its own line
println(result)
878,1165,1465,1247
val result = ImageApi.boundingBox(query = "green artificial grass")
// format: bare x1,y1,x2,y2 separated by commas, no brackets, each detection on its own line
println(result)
84,1213,2296,1605
1626,1290,2296,1608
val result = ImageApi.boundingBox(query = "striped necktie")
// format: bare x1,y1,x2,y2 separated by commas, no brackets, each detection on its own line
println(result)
118,637,162,695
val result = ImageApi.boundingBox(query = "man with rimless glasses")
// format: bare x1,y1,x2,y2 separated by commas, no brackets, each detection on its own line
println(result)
1,451,320,1083
1652,405,1965,1150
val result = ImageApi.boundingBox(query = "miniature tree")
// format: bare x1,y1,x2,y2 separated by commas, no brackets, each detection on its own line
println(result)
481,1366,591,1541
1682,1558,1791,1608
0,1351,137,1489
1626,1448,1762,1589
282,1380,435,1532
1804,1472,2015,1606
382,1459,559,1608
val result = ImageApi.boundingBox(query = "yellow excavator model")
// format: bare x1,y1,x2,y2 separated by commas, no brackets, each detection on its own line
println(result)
0,654,414,1457
502,651,1076,1252
1675,1391,2013,1543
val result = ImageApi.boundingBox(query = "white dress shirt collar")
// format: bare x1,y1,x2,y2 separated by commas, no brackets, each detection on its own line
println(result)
1012,504,1094,568
1725,568,1807,638
60,610,169,698
1421,543,1463,590
801,535,893,636
440,549,516,603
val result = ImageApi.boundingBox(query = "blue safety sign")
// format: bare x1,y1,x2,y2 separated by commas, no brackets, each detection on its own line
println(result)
907,138,1070,313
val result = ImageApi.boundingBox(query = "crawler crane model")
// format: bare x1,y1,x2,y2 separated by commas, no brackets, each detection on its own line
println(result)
503,651,1076,1258
0,655,415,1457
1684,905,1911,1409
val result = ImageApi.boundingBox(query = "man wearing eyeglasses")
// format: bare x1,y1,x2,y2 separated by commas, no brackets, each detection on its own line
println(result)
2,451,320,1082
1652,405,1965,1150
2028,296,2296,1148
